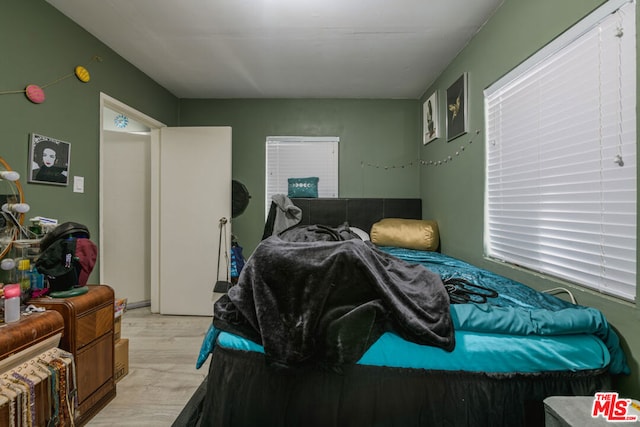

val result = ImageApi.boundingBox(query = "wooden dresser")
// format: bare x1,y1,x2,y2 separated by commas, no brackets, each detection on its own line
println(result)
0,310,66,426
30,284,116,426
0,310,64,361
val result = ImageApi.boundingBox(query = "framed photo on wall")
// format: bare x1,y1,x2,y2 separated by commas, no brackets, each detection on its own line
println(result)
28,133,71,186
446,73,468,141
423,91,439,144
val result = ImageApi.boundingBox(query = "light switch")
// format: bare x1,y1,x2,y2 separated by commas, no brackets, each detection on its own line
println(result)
73,176,85,193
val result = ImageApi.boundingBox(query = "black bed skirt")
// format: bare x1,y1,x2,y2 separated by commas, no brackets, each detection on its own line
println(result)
186,346,612,427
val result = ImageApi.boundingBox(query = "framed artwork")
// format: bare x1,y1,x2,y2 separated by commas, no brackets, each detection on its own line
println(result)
28,133,71,186
446,73,468,141
423,91,439,144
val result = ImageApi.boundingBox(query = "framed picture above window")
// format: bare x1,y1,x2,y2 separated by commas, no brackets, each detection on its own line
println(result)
28,133,71,186
423,91,439,144
446,73,468,141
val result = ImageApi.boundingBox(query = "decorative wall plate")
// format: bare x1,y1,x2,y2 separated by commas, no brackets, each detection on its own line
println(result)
25,84,45,103
114,114,129,129
75,65,91,83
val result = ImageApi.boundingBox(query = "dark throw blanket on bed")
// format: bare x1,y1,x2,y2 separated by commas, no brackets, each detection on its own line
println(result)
213,224,454,370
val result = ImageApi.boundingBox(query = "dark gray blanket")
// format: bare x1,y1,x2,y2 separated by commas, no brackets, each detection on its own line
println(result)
213,225,454,370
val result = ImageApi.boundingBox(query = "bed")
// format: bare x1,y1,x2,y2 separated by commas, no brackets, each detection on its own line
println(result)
175,198,629,427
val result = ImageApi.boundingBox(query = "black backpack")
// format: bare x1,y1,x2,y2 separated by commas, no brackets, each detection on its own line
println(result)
35,222,97,292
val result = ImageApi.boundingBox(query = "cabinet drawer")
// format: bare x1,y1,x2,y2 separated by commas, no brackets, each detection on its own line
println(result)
76,332,114,403
77,304,113,348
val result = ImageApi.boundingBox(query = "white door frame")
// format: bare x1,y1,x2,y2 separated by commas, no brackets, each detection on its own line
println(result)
99,93,165,312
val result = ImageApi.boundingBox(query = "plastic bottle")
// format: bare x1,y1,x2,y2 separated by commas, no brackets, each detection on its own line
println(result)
17,259,31,303
30,265,44,291
4,284,21,323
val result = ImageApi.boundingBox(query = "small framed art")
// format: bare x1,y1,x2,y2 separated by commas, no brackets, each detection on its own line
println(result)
446,73,468,141
423,92,439,144
28,133,71,186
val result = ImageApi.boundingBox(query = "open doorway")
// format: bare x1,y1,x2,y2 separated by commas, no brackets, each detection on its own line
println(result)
99,94,164,310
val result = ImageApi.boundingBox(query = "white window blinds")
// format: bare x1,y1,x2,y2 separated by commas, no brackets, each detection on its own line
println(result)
265,136,339,215
484,0,636,301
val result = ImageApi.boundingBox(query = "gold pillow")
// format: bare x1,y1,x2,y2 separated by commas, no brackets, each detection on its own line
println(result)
370,218,439,251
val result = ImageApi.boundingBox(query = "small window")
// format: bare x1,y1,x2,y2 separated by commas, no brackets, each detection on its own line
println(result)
265,136,339,215
484,0,636,301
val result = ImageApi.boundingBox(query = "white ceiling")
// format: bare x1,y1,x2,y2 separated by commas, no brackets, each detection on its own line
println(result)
46,0,503,99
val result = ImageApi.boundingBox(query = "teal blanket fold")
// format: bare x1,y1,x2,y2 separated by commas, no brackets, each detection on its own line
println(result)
450,304,628,374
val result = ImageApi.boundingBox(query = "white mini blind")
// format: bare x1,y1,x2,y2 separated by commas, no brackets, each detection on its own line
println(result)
484,0,636,301
265,136,339,215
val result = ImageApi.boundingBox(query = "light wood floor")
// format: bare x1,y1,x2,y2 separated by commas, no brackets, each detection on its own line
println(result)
86,307,213,426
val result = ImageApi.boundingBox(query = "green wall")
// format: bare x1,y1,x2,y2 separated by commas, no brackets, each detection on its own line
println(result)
420,0,639,397
0,0,180,282
179,98,421,253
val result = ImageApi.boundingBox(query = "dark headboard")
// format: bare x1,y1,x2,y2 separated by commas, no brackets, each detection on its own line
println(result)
290,198,422,233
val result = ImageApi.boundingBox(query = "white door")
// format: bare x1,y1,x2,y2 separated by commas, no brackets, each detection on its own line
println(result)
153,127,232,316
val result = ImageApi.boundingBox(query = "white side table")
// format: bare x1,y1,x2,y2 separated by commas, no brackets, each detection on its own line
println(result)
544,396,640,426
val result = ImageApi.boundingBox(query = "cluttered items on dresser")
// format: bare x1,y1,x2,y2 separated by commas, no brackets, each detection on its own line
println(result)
1,220,98,325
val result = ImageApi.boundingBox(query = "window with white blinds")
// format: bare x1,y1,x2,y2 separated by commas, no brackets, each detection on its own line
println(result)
484,0,636,301
265,136,339,215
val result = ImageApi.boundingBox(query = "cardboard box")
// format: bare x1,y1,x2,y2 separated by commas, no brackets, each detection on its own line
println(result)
114,338,129,383
114,316,122,341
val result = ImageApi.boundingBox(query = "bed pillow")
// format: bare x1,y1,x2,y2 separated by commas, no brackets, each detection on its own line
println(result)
370,218,439,251
288,177,319,198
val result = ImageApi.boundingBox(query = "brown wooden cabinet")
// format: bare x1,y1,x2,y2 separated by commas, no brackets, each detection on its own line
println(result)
0,310,66,426
0,310,65,361
30,284,116,426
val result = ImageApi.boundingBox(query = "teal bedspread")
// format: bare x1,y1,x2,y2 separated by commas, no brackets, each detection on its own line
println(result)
217,329,611,373
379,247,629,375
198,247,629,375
